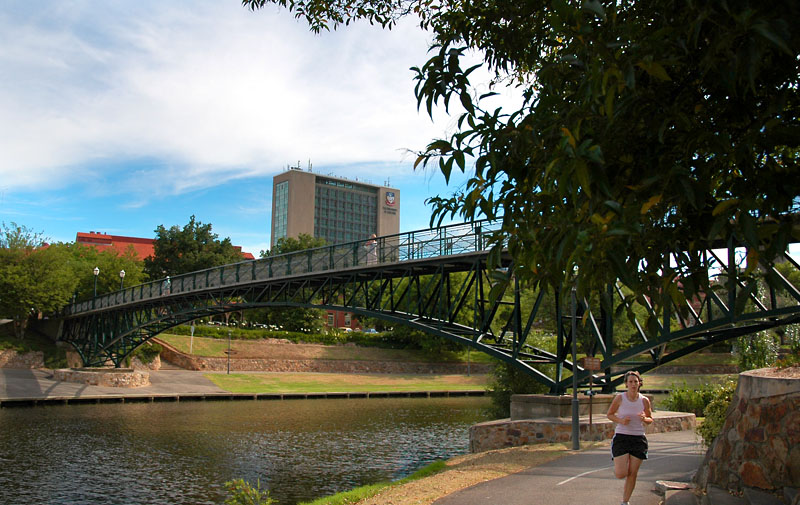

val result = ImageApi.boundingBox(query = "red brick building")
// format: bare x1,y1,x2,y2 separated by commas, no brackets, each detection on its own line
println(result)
75,231,255,260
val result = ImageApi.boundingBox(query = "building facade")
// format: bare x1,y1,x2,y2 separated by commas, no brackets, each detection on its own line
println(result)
76,232,255,260
270,167,400,329
270,168,400,249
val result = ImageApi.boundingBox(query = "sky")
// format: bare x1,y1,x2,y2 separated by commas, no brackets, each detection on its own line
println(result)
0,0,487,256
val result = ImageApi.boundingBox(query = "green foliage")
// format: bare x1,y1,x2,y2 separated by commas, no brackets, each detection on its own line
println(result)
696,379,738,448
0,223,77,338
661,381,718,416
224,479,274,505
0,326,68,368
260,233,328,257
244,0,800,332
733,330,780,371
784,324,800,355
255,233,329,331
131,341,163,364
52,242,146,300
487,361,548,418
144,215,243,279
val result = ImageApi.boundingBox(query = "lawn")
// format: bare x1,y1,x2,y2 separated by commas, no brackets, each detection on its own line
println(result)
204,372,491,394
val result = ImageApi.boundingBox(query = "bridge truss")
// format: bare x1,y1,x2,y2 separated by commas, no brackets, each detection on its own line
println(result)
60,220,800,394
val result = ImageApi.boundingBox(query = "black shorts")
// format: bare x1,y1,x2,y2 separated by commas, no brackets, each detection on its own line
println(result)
611,434,648,461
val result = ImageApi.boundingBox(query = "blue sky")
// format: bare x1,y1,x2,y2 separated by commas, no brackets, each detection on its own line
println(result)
0,1,486,256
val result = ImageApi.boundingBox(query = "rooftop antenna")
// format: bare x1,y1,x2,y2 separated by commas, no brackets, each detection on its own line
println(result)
307,159,313,172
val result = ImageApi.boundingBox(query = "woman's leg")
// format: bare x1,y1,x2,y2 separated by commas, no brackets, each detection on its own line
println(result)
613,453,630,479
622,455,644,502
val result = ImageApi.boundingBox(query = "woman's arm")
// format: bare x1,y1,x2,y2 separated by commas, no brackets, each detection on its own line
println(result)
607,395,626,424
639,396,654,425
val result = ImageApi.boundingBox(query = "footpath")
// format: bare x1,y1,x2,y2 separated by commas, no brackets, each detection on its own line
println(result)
435,430,705,505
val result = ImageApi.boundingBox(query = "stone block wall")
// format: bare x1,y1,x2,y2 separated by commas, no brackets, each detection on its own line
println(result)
53,368,150,388
0,350,44,368
696,369,800,493
469,410,696,453
156,338,490,374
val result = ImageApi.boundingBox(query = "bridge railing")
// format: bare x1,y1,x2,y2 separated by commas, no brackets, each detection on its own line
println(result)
65,219,501,315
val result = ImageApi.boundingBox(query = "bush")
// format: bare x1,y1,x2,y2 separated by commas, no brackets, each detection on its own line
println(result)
785,324,800,355
224,479,274,505
132,342,162,364
733,330,779,371
661,381,718,416
696,379,738,448
486,361,548,418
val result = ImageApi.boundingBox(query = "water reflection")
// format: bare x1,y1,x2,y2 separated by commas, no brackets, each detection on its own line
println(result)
0,397,490,505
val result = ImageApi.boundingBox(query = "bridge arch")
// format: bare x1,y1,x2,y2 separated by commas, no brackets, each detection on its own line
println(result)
59,220,800,394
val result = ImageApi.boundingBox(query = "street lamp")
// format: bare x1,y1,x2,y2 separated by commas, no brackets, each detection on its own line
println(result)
119,269,126,290
93,266,100,297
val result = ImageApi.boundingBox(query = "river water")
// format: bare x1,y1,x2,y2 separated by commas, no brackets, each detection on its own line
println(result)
0,396,491,505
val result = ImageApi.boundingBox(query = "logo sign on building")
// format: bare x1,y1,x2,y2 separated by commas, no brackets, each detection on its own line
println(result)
385,192,396,206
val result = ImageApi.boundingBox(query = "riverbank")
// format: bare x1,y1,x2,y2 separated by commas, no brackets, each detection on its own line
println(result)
301,440,607,505
0,368,489,407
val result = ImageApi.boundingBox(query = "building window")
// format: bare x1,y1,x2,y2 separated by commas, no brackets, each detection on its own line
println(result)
344,313,351,325
327,313,334,326
274,181,289,241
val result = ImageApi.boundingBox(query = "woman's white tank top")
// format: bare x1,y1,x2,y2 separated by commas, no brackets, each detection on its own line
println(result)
614,392,645,436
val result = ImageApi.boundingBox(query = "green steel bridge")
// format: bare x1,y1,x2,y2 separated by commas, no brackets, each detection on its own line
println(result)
59,220,800,394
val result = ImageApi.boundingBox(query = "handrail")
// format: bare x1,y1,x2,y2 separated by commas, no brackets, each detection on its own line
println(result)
65,219,501,316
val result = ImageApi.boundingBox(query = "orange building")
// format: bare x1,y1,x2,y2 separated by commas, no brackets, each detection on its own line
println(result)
75,231,255,260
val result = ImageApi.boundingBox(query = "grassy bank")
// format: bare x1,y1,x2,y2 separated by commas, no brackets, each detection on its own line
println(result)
159,333,493,364
205,372,491,393
295,440,607,505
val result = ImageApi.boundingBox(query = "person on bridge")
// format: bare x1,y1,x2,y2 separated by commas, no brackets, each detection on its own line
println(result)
606,370,653,505
365,234,378,265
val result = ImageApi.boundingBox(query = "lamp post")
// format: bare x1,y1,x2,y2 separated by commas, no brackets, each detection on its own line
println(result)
93,267,100,297
119,269,126,290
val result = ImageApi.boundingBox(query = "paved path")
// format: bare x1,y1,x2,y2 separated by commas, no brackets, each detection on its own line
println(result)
0,368,227,400
434,430,705,505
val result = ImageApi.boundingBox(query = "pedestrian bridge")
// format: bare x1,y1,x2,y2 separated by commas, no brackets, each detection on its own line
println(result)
59,219,800,394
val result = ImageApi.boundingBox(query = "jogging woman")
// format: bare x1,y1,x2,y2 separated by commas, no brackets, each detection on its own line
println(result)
606,371,653,505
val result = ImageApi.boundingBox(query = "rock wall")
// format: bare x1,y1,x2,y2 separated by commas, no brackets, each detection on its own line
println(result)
0,350,44,369
696,369,800,493
470,411,695,453
156,338,491,374
53,368,150,388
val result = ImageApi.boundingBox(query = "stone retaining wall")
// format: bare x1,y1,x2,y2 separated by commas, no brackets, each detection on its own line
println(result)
53,368,150,388
696,368,800,493
0,350,44,369
156,339,491,375
469,410,695,453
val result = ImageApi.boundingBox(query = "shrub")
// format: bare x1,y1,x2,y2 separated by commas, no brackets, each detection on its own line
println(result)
133,342,163,364
661,381,717,416
224,479,274,505
696,379,738,448
785,324,800,355
733,330,779,371
486,361,548,418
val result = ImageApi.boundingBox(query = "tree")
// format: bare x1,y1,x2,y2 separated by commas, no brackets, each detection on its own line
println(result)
52,242,146,300
244,0,800,327
0,223,76,338
254,233,328,332
144,215,243,278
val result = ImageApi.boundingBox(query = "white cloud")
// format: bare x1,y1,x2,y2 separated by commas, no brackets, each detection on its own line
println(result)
0,1,442,196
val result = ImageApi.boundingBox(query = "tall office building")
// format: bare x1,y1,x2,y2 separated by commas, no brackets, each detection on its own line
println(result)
270,167,400,249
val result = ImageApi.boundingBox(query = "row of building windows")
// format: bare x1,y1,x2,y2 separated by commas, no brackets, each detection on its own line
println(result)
273,181,289,241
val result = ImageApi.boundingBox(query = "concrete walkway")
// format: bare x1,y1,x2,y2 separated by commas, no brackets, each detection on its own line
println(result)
434,430,706,505
0,368,228,401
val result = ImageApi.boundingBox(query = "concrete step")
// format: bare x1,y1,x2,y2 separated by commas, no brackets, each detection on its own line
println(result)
660,484,795,505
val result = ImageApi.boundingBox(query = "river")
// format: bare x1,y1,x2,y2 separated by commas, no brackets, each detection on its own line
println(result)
0,396,491,505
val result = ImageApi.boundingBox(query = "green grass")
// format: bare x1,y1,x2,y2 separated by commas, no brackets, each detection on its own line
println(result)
298,460,448,505
205,372,490,393
159,333,494,364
